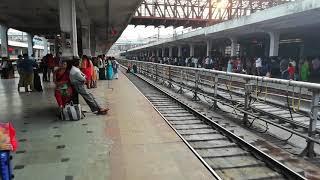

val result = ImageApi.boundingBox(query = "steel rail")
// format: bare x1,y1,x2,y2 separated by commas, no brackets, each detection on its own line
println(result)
139,64,320,145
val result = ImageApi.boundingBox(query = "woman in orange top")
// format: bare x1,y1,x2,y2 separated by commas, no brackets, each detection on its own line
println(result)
81,55,93,88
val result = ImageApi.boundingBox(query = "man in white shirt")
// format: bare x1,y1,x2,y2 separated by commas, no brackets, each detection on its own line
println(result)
97,55,106,80
70,59,109,115
255,57,262,76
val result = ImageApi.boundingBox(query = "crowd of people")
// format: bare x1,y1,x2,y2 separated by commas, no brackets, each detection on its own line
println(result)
2,53,120,116
131,55,320,82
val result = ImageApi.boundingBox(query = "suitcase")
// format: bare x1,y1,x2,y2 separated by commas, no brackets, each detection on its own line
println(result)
33,70,43,92
0,151,13,180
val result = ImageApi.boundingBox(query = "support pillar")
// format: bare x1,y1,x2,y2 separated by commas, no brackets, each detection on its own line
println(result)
169,46,173,57
178,45,182,57
156,48,160,57
90,24,96,57
59,0,78,58
42,37,48,56
162,47,165,57
230,37,237,57
189,44,194,57
269,31,280,57
0,25,8,57
299,43,305,58
206,40,212,57
81,22,91,56
27,33,34,57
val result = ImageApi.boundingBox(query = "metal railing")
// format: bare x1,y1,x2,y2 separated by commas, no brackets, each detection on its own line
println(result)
119,59,320,158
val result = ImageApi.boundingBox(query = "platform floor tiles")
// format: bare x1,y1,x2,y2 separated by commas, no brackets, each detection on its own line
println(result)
0,72,213,180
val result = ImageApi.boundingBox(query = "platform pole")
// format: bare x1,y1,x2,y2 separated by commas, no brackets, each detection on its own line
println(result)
192,70,200,101
301,90,320,158
26,33,34,58
269,31,280,57
0,25,8,58
59,0,78,58
177,69,184,94
213,73,219,109
243,80,252,125
168,66,173,88
155,64,158,82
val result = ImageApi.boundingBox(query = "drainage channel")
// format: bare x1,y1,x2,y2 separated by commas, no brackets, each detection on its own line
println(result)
122,68,306,180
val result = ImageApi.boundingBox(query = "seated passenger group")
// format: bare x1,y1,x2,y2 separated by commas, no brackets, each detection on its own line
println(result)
52,55,119,116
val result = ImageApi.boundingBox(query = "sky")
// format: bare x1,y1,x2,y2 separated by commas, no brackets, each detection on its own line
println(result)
117,25,186,42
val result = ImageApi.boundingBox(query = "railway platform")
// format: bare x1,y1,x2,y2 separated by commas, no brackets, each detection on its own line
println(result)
0,72,213,180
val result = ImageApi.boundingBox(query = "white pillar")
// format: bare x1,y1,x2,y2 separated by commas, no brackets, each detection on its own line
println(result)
178,45,182,57
82,22,91,56
59,0,78,58
230,37,237,57
152,49,156,56
27,33,34,57
0,25,8,57
299,43,304,58
206,40,212,57
169,46,173,57
189,44,194,57
162,47,165,57
269,31,280,57
90,24,96,57
42,37,48,56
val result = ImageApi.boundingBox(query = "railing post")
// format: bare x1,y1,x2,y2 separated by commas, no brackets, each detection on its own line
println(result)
155,64,158,82
213,73,219,109
243,80,253,125
192,70,200,101
300,89,320,158
177,69,184,94
168,66,172,88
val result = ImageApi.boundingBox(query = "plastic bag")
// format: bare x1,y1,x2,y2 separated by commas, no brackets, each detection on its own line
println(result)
0,123,17,152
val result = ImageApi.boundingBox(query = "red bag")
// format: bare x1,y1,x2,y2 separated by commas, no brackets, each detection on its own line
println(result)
0,123,18,152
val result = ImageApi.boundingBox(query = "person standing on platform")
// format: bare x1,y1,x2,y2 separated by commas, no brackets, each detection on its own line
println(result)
47,54,55,82
300,59,310,82
227,59,233,73
97,55,106,80
17,55,24,92
41,54,48,82
20,54,37,92
255,57,262,76
80,55,93,89
280,58,289,79
106,57,113,80
288,63,295,80
69,59,109,115
91,58,98,88
112,57,119,79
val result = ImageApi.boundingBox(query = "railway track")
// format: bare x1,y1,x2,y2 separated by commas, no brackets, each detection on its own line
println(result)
121,67,306,180
164,69,320,137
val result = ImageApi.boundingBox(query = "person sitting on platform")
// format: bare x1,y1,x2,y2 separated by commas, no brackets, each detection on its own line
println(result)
53,60,74,111
70,58,109,115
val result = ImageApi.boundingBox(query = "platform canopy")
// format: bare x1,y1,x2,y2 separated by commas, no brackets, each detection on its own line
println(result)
0,0,142,52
